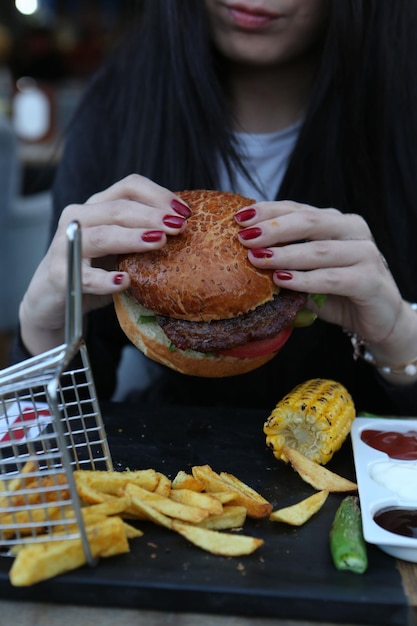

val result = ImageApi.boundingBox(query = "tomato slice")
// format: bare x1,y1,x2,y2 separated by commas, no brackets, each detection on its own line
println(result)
217,326,293,359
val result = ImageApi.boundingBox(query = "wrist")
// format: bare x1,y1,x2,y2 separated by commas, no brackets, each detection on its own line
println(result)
19,301,65,357
345,302,417,385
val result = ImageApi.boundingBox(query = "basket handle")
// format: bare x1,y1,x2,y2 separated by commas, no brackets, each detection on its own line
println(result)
65,221,83,347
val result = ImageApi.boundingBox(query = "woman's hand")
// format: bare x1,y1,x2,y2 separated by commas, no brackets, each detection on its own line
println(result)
235,200,417,382
19,174,191,356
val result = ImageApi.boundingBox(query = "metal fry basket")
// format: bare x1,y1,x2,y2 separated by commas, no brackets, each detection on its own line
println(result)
0,221,112,565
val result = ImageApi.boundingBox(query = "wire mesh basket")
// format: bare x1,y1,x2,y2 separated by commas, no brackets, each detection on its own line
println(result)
0,222,112,565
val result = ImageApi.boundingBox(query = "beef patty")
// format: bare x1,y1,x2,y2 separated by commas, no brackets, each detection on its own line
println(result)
156,289,307,353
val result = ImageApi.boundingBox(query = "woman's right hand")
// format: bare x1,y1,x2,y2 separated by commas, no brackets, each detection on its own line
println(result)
19,174,191,356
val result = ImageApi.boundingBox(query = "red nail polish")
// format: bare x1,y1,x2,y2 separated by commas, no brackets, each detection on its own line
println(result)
238,227,262,241
163,214,186,228
142,230,164,242
113,273,124,285
171,199,191,219
251,248,273,259
274,270,293,281
235,208,256,223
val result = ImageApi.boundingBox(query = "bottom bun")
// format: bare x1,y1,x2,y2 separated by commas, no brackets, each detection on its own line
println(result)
113,291,276,378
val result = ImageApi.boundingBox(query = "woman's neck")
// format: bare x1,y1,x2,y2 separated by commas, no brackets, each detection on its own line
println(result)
225,55,318,134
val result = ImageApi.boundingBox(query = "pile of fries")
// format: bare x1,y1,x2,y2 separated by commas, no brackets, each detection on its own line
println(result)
1,448,357,587
3,463,273,586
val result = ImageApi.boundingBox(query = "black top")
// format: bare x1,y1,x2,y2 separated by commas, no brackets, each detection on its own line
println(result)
11,69,417,417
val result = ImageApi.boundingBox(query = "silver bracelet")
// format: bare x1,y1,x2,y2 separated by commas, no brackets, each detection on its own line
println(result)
345,303,417,377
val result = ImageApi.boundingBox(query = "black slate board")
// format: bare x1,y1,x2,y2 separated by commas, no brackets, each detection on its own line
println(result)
0,403,410,624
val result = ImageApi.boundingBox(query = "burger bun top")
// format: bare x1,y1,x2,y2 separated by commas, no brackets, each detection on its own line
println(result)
117,189,279,322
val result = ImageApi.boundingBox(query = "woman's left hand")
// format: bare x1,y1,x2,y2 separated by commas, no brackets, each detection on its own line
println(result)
235,200,417,376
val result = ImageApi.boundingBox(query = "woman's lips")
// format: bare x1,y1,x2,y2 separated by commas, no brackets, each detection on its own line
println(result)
227,4,280,29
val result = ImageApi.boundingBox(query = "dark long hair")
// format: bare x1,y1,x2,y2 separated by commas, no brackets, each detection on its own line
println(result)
74,0,417,297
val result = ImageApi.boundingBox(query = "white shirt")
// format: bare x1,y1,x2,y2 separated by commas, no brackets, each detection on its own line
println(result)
218,119,302,201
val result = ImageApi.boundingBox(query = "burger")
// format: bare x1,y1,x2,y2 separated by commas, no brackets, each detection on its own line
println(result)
113,189,308,377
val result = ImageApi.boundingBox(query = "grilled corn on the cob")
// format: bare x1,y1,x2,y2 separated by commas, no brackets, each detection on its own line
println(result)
264,378,355,465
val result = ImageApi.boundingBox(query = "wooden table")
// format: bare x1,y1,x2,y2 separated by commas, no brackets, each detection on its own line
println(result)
0,602,378,626
399,560,417,625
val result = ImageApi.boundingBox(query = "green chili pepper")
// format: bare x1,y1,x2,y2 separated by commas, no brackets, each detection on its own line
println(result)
330,496,368,574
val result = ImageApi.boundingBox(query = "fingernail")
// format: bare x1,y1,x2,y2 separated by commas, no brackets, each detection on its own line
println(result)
235,207,256,223
142,230,164,242
251,248,273,259
238,227,262,241
274,270,293,281
113,273,124,285
171,199,191,219
163,214,186,228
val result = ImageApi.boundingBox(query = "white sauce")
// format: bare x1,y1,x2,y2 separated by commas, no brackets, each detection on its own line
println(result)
369,461,417,500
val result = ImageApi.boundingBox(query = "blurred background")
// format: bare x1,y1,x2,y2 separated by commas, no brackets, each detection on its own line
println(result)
1,0,136,105
0,0,137,368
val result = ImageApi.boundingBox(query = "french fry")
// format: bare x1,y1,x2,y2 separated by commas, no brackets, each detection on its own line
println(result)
124,483,209,524
169,489,223,516
122,521,143,539
0,472,70,535
219,471,272,517
171,520,263,556
196,505,247,530
52,510,143,540
9,516,130,586
81,497,132,519
154,472,172,496
48,498,132,535
192,465,272,518
73,469,159,495
67,513,107,530
0,461,39,510
283,446,358,492
124,486,172,529
209,491,239,504
8,460,38,488
192,464,232,495
12,473,70,508
269,490,329,526
0,505,63,539
45,505,84,535
75,479,120,505
171,471,205,492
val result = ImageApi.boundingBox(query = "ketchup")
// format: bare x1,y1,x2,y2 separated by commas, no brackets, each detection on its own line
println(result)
361,429,417,460
374,507,417,539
